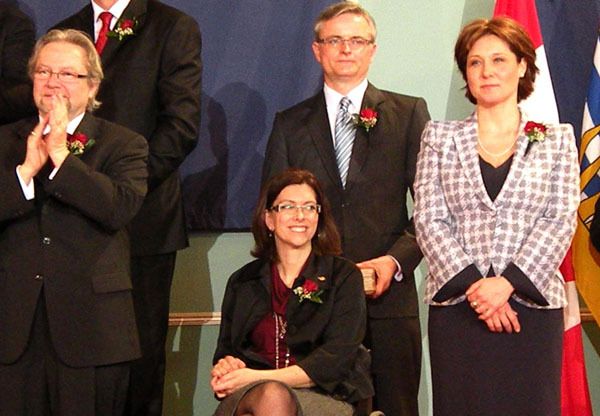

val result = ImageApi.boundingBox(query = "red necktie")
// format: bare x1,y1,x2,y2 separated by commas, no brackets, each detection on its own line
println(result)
95,11,113,55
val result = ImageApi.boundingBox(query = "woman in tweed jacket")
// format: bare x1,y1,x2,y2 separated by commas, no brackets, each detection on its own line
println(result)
414,17,579,416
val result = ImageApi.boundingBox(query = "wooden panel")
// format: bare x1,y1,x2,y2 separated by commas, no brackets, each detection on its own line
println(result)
168,309,597,326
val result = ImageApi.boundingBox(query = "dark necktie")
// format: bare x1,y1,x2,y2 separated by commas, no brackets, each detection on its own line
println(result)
95,11,113,55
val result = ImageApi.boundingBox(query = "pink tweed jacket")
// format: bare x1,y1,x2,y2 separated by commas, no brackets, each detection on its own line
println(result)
414,113,579,309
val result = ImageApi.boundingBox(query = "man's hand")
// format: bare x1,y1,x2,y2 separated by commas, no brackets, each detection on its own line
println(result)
45,94,70,168
20,115,50,183
357,255,398,298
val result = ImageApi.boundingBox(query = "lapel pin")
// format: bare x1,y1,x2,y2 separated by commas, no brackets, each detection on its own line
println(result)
317,276,326,281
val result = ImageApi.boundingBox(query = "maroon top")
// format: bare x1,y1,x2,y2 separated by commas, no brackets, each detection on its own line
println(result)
250,263,297,368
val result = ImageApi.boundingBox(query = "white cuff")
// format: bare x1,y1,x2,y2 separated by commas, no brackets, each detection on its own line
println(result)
387,255,403,282
16,165,35,200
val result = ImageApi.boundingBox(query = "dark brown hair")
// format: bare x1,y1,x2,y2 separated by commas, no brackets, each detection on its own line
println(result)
251,168,341,262
454,17,538,104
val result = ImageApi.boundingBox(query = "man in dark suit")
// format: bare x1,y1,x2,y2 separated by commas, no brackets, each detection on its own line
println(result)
55,1,202,414
0,2,36,125
262,2,429,415
0,29,148,415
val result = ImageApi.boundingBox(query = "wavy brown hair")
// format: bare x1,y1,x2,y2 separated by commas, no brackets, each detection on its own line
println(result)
251,168,341,262
454,17,538,104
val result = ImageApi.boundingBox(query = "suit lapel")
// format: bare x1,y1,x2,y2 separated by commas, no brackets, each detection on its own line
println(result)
306,92,343,188
346,83,385,189
101,0,148,65
454,113,495,209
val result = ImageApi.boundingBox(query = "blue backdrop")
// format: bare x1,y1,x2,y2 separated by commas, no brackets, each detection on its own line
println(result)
8,0,600,229
11,0,332,230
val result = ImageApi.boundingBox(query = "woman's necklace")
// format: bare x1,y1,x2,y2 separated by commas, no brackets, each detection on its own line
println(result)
477,134,518,158
274,312,290,369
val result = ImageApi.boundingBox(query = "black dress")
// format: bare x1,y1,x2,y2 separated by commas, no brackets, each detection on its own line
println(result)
428,156,563,416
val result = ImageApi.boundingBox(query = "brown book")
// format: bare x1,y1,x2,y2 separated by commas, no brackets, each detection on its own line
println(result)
361,268,376,295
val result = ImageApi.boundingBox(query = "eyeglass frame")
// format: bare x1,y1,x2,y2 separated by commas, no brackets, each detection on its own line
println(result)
33,68,90,83
269,203,322,216
316,36,375,50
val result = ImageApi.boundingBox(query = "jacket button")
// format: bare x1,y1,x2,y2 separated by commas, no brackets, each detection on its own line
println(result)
42,237,51,245
34,274,44,281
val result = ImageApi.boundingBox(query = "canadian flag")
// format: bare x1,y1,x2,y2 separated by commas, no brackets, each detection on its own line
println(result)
493,1,593,415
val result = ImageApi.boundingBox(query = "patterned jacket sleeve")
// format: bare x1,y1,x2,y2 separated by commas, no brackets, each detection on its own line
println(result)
414,121,476,301
508,124,579,304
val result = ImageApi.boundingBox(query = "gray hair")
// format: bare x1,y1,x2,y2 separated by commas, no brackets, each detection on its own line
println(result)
313,1,377,41
28,29,104,111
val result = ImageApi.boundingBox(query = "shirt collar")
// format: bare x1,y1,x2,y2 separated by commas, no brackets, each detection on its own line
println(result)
92,0,131,25
323,78,369,114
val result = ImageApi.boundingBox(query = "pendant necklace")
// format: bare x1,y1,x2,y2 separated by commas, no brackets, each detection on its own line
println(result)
274,312,290,369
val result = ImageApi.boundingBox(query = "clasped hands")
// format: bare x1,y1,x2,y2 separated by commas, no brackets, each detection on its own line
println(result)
210,355,258,399
19,95,71,184
466,276,521,333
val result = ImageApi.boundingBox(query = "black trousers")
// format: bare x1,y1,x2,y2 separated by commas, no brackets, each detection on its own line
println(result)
0,293,130,416
364,316,422,416
126,252,176,416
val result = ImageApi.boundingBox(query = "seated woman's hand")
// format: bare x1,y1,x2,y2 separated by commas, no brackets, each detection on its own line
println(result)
211,367,263,398
466,276,514,320
482,303,521,333
211,355,246,379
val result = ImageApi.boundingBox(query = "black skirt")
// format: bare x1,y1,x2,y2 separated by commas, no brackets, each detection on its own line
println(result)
428,299,563,416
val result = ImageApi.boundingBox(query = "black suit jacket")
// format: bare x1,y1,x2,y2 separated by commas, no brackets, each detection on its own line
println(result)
55,0,202,255
214,253,373,403
263,83,430,318
0,3,36,125
0,113,148,367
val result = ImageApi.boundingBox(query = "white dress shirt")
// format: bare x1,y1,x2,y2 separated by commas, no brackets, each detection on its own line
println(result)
91,0,131,40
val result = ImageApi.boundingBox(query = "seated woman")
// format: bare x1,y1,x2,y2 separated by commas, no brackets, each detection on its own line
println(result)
210,168,373,416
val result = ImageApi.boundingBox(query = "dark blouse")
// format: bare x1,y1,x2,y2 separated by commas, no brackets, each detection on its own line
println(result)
249,264,296,368
480,155,512,200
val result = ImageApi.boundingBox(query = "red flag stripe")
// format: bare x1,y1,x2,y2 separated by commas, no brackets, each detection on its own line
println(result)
493,0,543,47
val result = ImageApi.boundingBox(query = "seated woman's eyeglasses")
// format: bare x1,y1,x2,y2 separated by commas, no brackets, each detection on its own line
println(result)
270,203,321,216
34,69,90,82
317,36,374,50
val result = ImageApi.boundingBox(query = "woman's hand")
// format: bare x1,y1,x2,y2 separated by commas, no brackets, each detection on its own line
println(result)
482,303,521,333
466,276,514,320
211,367,265,398
211,355,246,379
210,355,247,397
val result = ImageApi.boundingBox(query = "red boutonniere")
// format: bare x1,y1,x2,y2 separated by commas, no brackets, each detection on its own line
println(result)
293,278,324,304
524,121,548,155
353,107,378,132
524,121,547,143
107,17,137,41
67,132,95,155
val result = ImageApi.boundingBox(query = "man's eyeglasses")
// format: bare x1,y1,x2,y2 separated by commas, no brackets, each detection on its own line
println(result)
270,203,321,216
317,37,374,50
34,69,90,82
